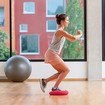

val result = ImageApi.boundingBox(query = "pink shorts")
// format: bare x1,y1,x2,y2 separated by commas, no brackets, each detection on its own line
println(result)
44,49,64,66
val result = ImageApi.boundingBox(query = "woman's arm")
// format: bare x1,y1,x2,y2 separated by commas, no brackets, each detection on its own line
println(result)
56,30,82,42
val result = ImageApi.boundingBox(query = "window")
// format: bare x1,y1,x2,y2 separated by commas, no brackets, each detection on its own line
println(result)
46,0,65,17
47,20,57,32
8,0,86,61
20,24,28,32
23,2,35,14
20,35,39,55
0,7,4,27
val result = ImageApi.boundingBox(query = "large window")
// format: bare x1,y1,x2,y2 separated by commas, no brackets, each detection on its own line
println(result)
20,35,39,55
23,2,35,14
0,7,4,27
61,0,85,60
46,0,65,17
46,20,57,32
0,0,86,61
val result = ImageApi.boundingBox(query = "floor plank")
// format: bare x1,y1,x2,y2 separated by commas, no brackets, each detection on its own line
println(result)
0,81,105,105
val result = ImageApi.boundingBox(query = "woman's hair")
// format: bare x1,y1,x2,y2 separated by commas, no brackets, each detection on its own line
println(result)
56,14,68,25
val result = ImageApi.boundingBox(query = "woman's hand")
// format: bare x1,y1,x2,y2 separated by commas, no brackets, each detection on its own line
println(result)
77,30,82,36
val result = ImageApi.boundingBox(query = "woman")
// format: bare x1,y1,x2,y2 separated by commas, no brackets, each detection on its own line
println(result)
40,14,82,93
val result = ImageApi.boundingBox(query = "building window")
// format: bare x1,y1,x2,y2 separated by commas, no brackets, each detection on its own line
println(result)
23,2,35,14
20,24,28,32
46,0,65,17
0,7,4,27
20,35,39,55
47,20,57,32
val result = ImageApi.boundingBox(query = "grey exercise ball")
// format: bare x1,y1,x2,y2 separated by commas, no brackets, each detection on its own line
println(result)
4,55,32,82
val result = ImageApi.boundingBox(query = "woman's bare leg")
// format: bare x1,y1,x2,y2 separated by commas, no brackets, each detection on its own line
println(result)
45,61,70,88
45,73,60,83
53,62,70,88
45,65,62,83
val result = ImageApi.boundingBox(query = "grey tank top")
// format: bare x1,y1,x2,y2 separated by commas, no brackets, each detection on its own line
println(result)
48,28,65,54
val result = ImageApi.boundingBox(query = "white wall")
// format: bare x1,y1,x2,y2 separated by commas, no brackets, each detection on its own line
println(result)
30,62,87,79
102,62,105,78
0,63,5,77
0,62,87,79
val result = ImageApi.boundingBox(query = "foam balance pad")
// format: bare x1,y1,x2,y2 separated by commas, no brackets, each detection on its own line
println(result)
49,90,69,95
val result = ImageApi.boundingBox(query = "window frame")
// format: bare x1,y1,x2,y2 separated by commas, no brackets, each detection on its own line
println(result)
102,0,105,61
46,20,58,32
23,2,35,14
46,0,66,17
20,24,28,32
0,0,87,62
20,34,40,55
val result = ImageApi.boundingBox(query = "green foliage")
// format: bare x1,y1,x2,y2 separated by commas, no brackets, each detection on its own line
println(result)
0,29,17,60
61,0,84,59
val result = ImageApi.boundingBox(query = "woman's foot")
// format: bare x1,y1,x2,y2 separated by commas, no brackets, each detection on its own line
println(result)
52,87,64,91
40,79,47,93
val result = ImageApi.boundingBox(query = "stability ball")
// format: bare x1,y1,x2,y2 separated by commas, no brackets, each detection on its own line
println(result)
4,55,32,82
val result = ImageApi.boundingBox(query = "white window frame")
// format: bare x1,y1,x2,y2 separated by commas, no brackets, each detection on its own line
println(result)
20,24,28,32
46,0,66,17
20,34,40,55
46,20,58,32
23,2,35,14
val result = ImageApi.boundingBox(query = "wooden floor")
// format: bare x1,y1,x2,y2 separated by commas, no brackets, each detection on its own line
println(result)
0,81,105,105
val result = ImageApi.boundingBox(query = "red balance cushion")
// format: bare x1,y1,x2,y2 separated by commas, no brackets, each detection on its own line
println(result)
49,90,68,95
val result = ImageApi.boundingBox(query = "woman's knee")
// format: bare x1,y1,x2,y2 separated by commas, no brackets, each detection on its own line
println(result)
58,69,69,74
62,68,70,74
66,69,70,73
